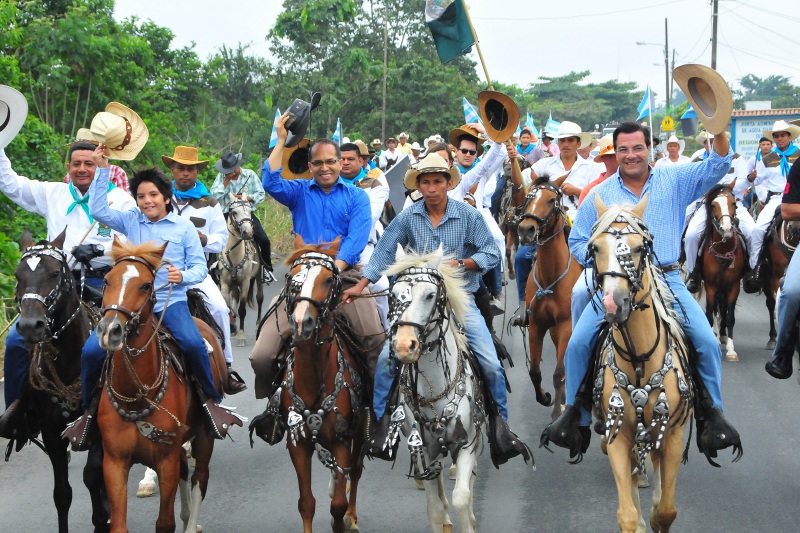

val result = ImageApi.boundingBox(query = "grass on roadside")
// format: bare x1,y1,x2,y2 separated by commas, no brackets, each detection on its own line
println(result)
256,197,295,262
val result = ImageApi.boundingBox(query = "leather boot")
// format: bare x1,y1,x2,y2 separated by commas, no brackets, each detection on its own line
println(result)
743,267,761,294
248,388,285,447
539,402,591,464
226,364,248,394
685,267,702,293
765,349,794,379
0,399,24,439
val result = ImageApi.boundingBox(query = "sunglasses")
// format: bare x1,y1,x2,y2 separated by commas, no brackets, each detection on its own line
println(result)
459,148,477,156
310,158,340,168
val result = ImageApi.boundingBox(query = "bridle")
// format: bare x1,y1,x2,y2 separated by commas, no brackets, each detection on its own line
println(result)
227,198,255,239
285,252,342,345
519,181,566,245
220,199,256,279
708,189,738,239
389,267,450,358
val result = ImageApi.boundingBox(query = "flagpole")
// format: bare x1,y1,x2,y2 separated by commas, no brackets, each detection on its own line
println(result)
461,0,494,90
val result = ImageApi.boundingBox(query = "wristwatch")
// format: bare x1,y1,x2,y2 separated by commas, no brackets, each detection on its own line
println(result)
457,259,465,268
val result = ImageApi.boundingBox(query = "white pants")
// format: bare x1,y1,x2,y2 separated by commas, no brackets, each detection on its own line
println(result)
191,275,233,363
481,208,506,272
750,195,783,269
684,204,755,272
361,243,389,330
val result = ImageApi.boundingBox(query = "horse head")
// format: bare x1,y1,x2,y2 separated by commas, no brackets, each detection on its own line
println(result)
14,228,74,343
96,236,165,351
285,235,341,342
706,185,737,240
518,175,566,245
227,192,255,240
589,194,652,325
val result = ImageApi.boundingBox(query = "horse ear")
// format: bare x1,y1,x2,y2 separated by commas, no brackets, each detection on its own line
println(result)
395,243,406,262
552,172,569,187
429,245,444,269
157,242,169,261
228,192,236,202
20,229,34,250
294,234,305,250
327,237,341,255
632,192,649,219
111,234,123,251
593,193,608,217
52,227,67,250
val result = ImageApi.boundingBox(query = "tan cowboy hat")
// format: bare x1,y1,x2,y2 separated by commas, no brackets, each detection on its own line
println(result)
555,121,593,147
0,85,28,150
665,134,685,155
695,130,731,145
353,139,370,157
673,64,733,135
90,102,148,161
448,125,485,156
593,133,615,162
280,138,312,180
403,153,461,190
478,90,520,144
161,145,209,170
763,120,800,142
75,128,99,145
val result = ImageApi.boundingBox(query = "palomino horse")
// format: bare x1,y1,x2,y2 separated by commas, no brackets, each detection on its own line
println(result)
95,238,228,533
760,208,799,350
516,175,580,420
263,238,366,533
10,229,108,532
589,195,694,533
218,193,264,346
378,246,484,533
698,185,746,361
497,161,526,281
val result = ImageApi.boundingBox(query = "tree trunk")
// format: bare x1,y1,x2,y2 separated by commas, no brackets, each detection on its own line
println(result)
82,76,93,128
70,84,82,139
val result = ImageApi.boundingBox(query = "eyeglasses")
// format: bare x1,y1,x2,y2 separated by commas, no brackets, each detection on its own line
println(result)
459,148,477,156
310,158,340,168
615,146,649,155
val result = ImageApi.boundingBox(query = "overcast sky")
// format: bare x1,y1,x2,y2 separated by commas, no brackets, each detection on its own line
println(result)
114,0,799,105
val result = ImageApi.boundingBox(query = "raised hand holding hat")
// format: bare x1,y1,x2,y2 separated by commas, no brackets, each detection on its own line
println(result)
90,102,148,160
0,85,28,149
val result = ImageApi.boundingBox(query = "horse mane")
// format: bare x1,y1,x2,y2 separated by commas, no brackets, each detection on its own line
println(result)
532,175,553,188
703,184,734,241
285,241,339,265
110,240,165,271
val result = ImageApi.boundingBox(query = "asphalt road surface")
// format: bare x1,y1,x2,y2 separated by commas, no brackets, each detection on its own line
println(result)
1,264,798,532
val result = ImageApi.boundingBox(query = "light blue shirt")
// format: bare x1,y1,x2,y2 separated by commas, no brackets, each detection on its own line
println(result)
89,168,208,312
209,167,266,212
570,148,733,267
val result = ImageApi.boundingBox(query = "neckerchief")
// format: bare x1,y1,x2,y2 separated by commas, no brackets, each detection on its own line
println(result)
172,180,210,202
756,148,774,162
517,143,534,155
775,144,799,176
339,167,366,185
66,181,116,223
457,158,479,173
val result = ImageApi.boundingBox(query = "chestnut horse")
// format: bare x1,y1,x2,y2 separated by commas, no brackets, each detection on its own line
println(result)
95,239,228,533
760,209,799,350
698,185,746,361
590,196,694,533
497,161,527,281
516,175,580,420
11,229,108,532
264,238,366,533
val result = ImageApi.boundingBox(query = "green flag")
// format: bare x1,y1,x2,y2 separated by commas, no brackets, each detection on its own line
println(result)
425,0,474,64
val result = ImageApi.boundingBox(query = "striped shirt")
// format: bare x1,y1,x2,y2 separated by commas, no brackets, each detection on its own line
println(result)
571,148,732,267
363,198,500,293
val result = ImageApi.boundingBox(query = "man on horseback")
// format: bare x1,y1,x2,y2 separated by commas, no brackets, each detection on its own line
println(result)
0,139,136,438
344,153,532,466
543,121,742,461
743,120,800,293
210,150,275,279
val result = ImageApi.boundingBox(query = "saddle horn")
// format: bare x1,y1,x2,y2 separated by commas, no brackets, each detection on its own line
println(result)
281,138,312,180
478,90,520,144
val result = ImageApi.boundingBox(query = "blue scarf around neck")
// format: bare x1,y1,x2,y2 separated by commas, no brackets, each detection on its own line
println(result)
339,168,366,185
775,144,799,176
172,180,210,202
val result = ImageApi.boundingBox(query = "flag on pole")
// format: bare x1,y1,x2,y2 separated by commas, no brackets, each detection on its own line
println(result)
545,112,560,136
268,108,281,149
425,0,475,64
524,113,540,139
514,123,521,138
680,104,698,120
332,118,342,146
636,85,655,121
462,97,481,124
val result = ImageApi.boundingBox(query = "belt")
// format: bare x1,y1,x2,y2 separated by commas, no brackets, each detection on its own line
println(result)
766,191,783,202
661,263,680,273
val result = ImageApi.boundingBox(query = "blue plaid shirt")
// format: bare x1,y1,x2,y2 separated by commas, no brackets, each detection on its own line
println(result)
363,198,499,293
571,148,733,267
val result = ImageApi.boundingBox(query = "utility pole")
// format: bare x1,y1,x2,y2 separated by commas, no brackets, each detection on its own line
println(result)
711,0,719,69
664,18,670,110
381,17,388,141
670,49,676,106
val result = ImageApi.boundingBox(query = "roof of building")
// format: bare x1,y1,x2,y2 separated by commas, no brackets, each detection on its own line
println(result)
732,108,800,118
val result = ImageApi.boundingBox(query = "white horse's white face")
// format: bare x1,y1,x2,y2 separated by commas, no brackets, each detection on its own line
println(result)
227,192,254,239
390,246,444,364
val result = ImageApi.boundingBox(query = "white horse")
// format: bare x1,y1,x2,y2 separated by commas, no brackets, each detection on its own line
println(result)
383,246,484,533
218,193,264,346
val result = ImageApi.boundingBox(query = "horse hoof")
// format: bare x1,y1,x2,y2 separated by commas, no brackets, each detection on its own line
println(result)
442,524,454,533
537,392,553,407
449,463,457,480
344,515,359,531
725,352,739,362
136,481,156,498
766,340,776,351
414,479,425,490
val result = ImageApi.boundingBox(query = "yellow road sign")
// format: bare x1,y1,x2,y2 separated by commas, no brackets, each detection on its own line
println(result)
661,116,675,130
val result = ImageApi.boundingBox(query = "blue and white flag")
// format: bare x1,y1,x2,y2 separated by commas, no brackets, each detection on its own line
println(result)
514,123,522,138
636,85,655,121
462,97,481,124
680,104,698,120
268,108,281,149
332,117,342,146
545,112,560,137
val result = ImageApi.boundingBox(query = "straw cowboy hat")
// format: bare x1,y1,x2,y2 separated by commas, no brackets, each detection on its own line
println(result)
478,90,519,144
763,120,800,142
75,128,99,144
673,64,733,135
695,130,731,145
161,146,209,170
665,134,685,155
448,125,485,156
593,133,615,162
0,85,28,149
90,102,148,161
403,153,460,190
353,140,370,157
214,151,242,174
555,121,593,147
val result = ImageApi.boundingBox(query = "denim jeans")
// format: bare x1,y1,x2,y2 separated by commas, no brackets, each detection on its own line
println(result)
514,244,537,302
774,251,800,355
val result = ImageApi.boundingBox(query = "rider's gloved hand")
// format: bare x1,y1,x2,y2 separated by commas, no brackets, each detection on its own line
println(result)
72,244,105,264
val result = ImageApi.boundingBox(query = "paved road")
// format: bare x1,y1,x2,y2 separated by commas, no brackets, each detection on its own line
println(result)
1,264,798,532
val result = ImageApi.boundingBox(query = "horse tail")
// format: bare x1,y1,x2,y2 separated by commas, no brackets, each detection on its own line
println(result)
246,276,257,309
187,288,226,350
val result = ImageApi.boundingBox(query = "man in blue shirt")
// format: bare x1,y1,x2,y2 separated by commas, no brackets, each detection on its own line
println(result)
542,122,741,462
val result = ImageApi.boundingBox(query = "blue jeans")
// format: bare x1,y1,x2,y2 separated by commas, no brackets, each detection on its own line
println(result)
373,296,509,420
774,251,800,355
514,245,537,302
80,300,221,410
565,269,724,425
485,264,502,297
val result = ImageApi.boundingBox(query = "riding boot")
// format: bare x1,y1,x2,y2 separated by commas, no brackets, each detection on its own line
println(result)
693,372,743,466
743,264,762,294
765,349,794,379
226,363,247,394
62,390,101,452
364,378,402,462
685,265,702,294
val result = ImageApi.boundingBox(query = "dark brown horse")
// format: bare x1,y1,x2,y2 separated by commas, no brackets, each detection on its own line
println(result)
10,229,108,532
698,185,746,361
270,237,366,533
761,209,800,350
516,175,580,420
95,238,228,533
498,160,527,281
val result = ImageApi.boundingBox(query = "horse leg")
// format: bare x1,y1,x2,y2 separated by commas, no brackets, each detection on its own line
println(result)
766,271,777,350
650,431,684,533
84,442,110,533
724,294,738,361
41,426,73,533
221,280,236,336
422,476,451,533
452,449,477,533
179,448,191,531
344,432,365,531
607,436,640,533
550,322,571,419
153,451,181,533
183,434,215,533
288,441,316,533
468,458,477,531
327,442,354,533
649,451,663,518
236,296,248,346
103,453,132,533
505,232,516,280
527,327,553,407
628,454,646,533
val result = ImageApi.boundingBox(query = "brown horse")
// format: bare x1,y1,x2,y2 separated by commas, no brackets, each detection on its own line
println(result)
517,175,580,420
498,160,527,281
698,185,746,361
95,238,228,533
760,209,799,350
268,238,366,533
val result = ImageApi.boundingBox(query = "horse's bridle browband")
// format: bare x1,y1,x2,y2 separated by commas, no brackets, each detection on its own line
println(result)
389,267,450,358
220,199,256,278
285,252,342,345
708,188,739,239
519,182,567,245
99,256,158,337
227,199,255,238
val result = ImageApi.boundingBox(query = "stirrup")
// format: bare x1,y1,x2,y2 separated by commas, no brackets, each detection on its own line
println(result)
539,404,591,464
488,414,534,469
765,350,794,379
696,407,743,467
742,269,761,294
0,399,23,440
61,412,94,452
202,399,246,440
226,368,248,395
248,405,285,446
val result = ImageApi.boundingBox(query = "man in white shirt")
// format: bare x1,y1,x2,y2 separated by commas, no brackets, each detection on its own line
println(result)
655,135,691,168
379,137,403,171
744,137,773,210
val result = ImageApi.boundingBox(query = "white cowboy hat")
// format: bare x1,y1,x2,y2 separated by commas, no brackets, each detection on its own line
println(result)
695,130,731,145
665,134,685,155
593,133,615,162
555,121,593,147
403,153,461,190
90,102,149,161
398,132,409,139
410,141,421,151
0,85,28,150
763,120,800,142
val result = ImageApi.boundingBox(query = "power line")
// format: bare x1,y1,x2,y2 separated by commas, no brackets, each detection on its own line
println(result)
727,12,800,47
719,43,799,72
734,1,800,24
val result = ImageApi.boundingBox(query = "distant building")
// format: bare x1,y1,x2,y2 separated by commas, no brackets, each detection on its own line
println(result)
731,107,800,158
